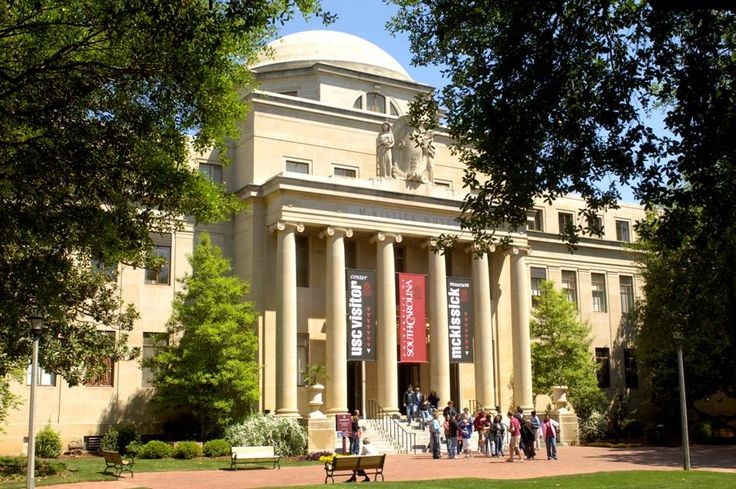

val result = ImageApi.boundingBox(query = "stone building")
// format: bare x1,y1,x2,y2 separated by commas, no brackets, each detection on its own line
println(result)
1,31,644,454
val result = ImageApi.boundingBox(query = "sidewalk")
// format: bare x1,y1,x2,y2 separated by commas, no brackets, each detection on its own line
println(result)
44,445,736,489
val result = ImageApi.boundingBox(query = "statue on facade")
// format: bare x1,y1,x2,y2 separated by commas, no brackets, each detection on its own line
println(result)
376,121,394,179
386,116,435,184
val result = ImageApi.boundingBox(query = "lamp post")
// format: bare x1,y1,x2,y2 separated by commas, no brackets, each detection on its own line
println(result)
673,331,691,471
27,313,44,489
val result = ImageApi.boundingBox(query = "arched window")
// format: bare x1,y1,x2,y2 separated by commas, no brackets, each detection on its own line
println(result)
353,96,363,109
366,93,386,113
389,102,400,116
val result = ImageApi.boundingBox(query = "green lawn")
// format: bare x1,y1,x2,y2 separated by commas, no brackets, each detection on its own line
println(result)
2,458,734,489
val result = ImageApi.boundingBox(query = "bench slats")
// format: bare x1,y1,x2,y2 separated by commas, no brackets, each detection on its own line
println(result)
102,450,134,478
230,446,280,470
324,454,386,484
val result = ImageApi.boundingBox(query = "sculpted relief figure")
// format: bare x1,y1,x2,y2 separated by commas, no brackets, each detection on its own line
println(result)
376,121,394,178
388,116,435,184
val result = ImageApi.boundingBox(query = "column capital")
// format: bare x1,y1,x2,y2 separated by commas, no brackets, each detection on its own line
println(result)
269,221,305,234
511,246,530,256
319,226,353,239
370,232,402,244
465,242,496,255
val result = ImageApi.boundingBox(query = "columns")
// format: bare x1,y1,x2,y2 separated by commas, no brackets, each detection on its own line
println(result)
510,247,534,411
373,232,401,415
322,226,353,416
471,247,496,410
427,240,451,406
273,221,304,417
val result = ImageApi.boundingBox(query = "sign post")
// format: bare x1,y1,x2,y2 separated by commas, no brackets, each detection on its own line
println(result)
335,413,352,454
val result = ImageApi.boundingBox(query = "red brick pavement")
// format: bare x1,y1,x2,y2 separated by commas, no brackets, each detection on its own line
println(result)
43,445,736,489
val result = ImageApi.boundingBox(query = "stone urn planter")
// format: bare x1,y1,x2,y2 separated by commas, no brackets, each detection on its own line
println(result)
307,383,327,419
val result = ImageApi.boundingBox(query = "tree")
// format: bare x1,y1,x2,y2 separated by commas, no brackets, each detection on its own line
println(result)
0,0,327,421
530,281,605,420
149,233,259,440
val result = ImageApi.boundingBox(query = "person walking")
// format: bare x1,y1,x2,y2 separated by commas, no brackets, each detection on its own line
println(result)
403,385,416,425
530,410,541,451
430,412,443,459
350,410,361,455
413,387,424,425
428,390,440,411
507,411,523,462
543,413,560,460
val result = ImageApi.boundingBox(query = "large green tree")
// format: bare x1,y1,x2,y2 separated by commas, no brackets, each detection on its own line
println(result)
389,0,736,407
149,233,259,440
0,0,326,415
530,280,605,420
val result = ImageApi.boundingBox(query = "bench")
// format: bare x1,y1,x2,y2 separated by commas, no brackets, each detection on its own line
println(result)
84,435,103,453
323,454,386,484
102,450,134,478
230,446,281,470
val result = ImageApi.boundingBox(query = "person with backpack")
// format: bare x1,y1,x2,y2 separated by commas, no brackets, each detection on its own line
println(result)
521,417,536,459
403,385,416,425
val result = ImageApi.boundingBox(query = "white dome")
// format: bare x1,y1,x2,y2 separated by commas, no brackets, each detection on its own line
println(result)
252,30,412,81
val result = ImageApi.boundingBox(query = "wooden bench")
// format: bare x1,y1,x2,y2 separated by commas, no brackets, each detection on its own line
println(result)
102,450,134,478
323,454,386,484
84,435,103,453
230,446,280,470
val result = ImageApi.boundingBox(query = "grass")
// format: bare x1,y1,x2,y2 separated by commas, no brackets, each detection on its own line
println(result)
2,457,735,489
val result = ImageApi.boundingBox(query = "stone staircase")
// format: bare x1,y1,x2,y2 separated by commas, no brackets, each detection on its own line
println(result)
334,417,433,455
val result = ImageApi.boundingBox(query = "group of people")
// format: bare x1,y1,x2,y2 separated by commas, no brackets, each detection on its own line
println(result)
402,384,440,430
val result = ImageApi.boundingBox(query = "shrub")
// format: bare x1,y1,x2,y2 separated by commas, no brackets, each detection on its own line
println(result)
35,425,62,458
174,441,202,459
224,414,307,457
101,425,118,452
203,439,231,457
691,420,713,443
579,411,608,443
0,457,66,476
137,440,174,459
126,440,143,458
115,423,139,454
36,460,66,476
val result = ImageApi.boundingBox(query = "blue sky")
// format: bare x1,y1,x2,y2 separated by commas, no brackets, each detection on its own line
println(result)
276,0,446,90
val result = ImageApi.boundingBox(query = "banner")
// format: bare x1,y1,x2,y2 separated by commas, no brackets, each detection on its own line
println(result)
346,269,376,361
447,277,473,363
398,273,427,363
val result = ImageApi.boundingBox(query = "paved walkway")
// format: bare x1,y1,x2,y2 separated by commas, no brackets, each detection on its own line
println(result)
45,445,736,489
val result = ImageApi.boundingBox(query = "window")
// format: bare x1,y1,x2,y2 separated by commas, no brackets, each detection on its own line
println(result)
86,332,114,386
561,270,578,305
620,275,634,314
591,273,608,312
297,334,309,386
353,96,363,109
558,212,574,234
142,333,167,386
366,93,386,113
345,240,357,269
595,347,611,388
333,165,357,178
616,220,631,242
527,209,543,231
588,215,604,237
530,267,547,307
394,245,406,274
26,365,56,386
199,163,223,184
285,160,310,174
296,235,309,287
624,348,639,389
434,179,452,189
145,233,171,285
389,102,400,116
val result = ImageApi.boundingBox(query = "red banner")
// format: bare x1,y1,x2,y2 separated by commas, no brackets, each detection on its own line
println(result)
398,273,427,363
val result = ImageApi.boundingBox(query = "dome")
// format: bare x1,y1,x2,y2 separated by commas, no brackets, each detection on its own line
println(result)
252,30,412,81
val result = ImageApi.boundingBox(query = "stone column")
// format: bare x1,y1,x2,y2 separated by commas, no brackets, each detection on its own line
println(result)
510,247,534,411
322,226,353,416
373,232,401,415
471,247,496,410
427,240,451,406
273,221,304,417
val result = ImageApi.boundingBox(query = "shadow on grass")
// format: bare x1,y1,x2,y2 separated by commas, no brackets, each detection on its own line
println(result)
584,444,736,471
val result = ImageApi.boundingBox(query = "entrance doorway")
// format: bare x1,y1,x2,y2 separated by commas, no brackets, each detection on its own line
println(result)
347,362,362,414
449,363,461,409
397,363,420,416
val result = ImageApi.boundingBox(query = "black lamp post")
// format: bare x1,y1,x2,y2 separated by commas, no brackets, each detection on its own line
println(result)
27,313,44,489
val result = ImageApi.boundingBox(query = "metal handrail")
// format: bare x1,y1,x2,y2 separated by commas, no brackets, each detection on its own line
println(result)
366,399,417,454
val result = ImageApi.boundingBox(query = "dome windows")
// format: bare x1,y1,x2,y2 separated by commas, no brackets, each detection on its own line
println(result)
353,92,401,116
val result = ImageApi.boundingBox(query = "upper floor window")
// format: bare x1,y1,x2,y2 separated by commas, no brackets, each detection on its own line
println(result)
145,233,171,285
26,364,56,386
142,332,167,387
616,220,631,242
595,347,611,388
527,209,544,231
86,331,115,386
558,212,574,234
199,163,223,184
530,267,547,307
333,165,358,178
296,235,309,287
561,270,578,305
591,273,608,312
286,159,310,174
587,215,604,237
434,179,452,190
366,93,386,113
620,275,635,314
